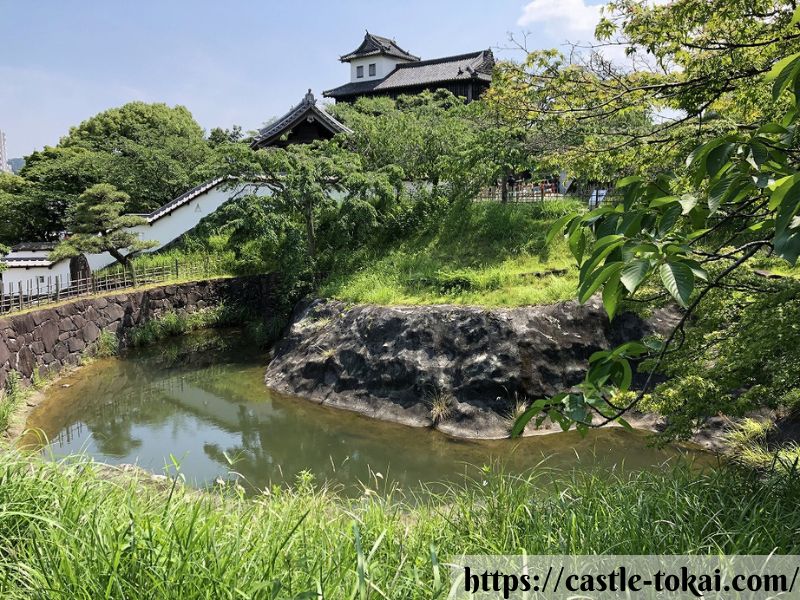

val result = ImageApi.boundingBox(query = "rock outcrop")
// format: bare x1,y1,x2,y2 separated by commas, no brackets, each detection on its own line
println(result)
264,299,676,438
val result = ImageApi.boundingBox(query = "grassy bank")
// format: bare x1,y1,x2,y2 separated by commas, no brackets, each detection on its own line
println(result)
320,199,581,306
1,451,799,598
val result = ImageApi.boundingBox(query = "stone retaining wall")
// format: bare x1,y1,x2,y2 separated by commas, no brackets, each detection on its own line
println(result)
0,274,278,388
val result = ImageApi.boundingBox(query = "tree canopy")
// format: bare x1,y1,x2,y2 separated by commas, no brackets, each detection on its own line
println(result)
513,4,800,438
51,183,156,267
8,102,217,242
487,0,800,181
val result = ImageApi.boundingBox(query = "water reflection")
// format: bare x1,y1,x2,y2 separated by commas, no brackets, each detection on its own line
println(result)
22,330,711,493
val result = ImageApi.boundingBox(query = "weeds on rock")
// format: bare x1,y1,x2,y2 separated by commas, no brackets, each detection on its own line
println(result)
425,385,453,425
0,371,25,431
94,331,120,357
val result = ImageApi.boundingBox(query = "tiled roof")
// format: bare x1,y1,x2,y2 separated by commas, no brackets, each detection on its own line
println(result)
321,79,382,98
2,243,60,268
250,91,352,149
1,257,56,268
324,50,494,99
10,241,58,252
145,177,233,223
340,32,419,62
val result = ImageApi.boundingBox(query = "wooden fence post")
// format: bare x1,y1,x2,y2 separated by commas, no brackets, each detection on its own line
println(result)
55,276,60,301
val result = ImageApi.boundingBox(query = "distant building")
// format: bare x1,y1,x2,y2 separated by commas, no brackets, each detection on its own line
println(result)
0,242,86,295
250,90,351,150
0,178,273,295
0,130,10,174
7,158,24,174
323,32,494,103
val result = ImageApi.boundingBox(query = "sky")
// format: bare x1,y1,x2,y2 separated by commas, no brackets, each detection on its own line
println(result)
0,0,609,159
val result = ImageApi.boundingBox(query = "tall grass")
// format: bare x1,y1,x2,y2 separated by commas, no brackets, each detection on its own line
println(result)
127,309,223,347
0,371,24,431
127,307,287,349
1,450,799,598
724,418,800,475
321,200,582,307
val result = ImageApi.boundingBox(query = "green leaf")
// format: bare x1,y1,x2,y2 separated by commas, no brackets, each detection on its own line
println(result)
687,136,732,182
747,219,774,233
765,52,800,83
793,5,800,25
648,195,680,208
578,236,626,282
616,359,633,392
545,213,577,246
658,260,695,307
705,142,736,177
568,226,587,264
602,271,622,320
769,174,800,210
708,174,751,215
620,259,651,293
510,398,553,438
678,194,698,215
658,203,682,236
749,141,769,167
617,417,634,431
766,53,800,100
682,259,709,281
609,340,649,359
578,261,624,303
774,177,800,265
616,175,644,188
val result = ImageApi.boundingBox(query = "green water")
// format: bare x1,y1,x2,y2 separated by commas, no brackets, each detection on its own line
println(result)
23,330,712,493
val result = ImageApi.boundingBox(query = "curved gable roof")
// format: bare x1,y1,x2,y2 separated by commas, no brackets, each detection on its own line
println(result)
324,49,494,99
340,32,419,63
250,91,352,150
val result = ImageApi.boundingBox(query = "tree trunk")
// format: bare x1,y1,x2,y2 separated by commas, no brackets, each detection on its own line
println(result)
108,247,130,268
107,248,136,286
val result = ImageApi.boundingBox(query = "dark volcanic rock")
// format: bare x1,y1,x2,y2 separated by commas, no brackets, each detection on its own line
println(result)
265,299,676,438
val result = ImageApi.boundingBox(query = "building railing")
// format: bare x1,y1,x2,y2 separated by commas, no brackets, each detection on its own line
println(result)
476,181,562,203
0,257,228,317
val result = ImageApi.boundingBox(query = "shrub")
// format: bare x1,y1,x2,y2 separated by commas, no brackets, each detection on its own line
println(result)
94,330,119,357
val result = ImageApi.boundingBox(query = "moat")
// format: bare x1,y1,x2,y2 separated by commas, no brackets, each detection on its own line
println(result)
20,329,711,493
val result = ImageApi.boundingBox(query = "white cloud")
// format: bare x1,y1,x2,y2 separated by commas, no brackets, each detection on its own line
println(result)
517,0,602,38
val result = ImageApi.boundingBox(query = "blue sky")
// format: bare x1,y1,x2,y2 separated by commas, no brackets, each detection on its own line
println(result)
0,0,608,158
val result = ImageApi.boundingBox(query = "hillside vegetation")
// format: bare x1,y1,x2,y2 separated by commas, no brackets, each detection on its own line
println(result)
319,199,581,306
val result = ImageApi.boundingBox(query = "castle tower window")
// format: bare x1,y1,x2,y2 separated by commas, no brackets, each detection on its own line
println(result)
324,33,494,103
